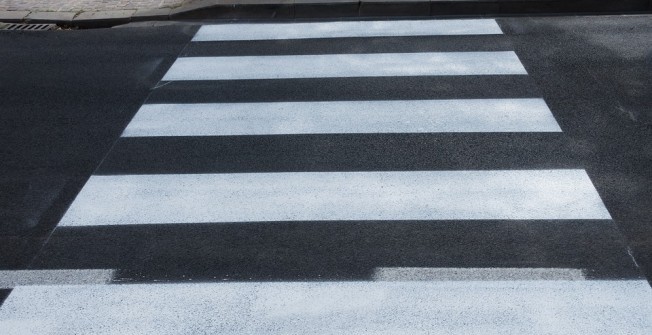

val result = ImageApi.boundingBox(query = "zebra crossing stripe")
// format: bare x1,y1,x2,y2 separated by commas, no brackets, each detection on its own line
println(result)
0,270,115,289
371,267,586,281
58,170,610,227
122,99,560,137
2,281,651,334
192,19,503,41
162,52,527,81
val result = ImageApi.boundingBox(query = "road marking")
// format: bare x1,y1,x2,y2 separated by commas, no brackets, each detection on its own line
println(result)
0,270,115,289
2,281,651,334
372,267,586,281
162,52,527,81
192,19,503,41
58,170,610,226
122,99,560,137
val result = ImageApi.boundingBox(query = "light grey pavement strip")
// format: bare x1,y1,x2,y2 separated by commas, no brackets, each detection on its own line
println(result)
162,52,528,81
192,19,503,41
372,267,586,281
122,99,560,137
0,270,115,289
2,281,651,334
58,170,611,227
0,0,185,12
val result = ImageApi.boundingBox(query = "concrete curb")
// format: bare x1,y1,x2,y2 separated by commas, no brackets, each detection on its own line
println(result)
1,0,651,27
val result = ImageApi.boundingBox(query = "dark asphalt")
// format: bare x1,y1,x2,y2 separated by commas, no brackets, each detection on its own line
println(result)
500,15,652,283
0,26,196,270
0,16,650,298
33,220,640,282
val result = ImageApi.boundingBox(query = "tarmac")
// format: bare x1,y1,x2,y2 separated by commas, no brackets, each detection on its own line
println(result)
1,0,651,27
1,16,651,332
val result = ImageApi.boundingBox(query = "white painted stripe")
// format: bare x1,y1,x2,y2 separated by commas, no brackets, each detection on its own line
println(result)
0,270,115,289
59,170,611,226
193,19,503,41
122,99,560,137
162,52,527,81
372,267,586,281
2,281,651,334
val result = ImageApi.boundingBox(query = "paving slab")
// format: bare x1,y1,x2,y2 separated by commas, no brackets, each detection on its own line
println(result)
0,10,29,22
169,0,216,15
132,8,173,21
73,10,136,27
0,0,185,12
24,11,77,24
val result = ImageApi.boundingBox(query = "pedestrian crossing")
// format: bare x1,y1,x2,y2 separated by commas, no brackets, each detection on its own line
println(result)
123,99,560,136
58,170,610,227
163,52,527,80
1,18,651,334
192,19,504,41
2,281,651,334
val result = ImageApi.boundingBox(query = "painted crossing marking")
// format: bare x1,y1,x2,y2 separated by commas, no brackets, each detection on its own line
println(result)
162,52,527,81
0,269,115,289
192,19,504,41
122,99,561,137
2,281,651,334
58,170,611,227
372,267,586,281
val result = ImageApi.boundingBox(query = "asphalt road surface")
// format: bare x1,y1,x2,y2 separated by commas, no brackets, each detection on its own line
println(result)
0,16,651,333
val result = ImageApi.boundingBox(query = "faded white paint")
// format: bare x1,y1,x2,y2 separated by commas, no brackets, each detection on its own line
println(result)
192,19,503,41
372,267,586,281
0,269,115,289
1,281,651,334
58,170,611,226
122,99,561,137
162,52,527,81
